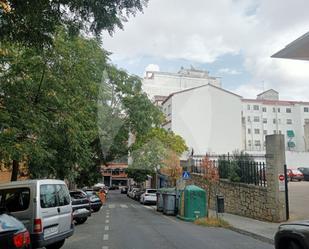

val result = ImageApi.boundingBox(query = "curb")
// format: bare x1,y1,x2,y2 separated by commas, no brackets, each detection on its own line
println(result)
228,226,274,245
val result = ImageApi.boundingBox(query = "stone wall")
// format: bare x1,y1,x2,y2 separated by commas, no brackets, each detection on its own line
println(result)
187,174,276,222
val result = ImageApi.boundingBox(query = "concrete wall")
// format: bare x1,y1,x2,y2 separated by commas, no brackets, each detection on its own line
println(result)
164,85,242,155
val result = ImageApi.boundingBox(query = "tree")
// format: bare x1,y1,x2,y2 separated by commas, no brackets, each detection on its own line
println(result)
160,150,182,187
200,156,219,217
0,27,107,181
0,0,148,48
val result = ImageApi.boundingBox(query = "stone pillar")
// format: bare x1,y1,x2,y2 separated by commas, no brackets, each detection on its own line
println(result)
265,134,287,222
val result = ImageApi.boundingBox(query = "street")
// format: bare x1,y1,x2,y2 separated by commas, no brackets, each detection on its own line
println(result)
63,191,274,249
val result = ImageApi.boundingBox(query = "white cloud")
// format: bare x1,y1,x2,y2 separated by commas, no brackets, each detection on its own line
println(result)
218,68,241,75
103,0,309,100
145,64,160,72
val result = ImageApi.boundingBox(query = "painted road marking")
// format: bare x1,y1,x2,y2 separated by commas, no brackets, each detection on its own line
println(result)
120,204,128,208
106,219,109,223
105,225,109,231
102,247,108,249
144,206,152,210
108,204,115,209
103,234,109,241
106,215,110,218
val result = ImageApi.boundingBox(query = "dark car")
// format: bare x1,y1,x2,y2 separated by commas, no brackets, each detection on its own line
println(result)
298,167,309,181
82,190,102,212
120,186,128,194
0,212,31,249
70,191,91,225
275,221,309,249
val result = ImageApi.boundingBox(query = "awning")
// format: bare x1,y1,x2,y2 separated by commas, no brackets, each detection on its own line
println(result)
272,32,309,61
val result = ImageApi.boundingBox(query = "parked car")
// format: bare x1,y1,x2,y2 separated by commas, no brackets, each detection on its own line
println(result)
0,179,73,249
287,169,304,181
82,190,102,212
128,188,140,199
69,191,91,225
140,189,157,205
0,211,31,249
134,189,145,201
298,167,309,181
275,221,309,249
120,186,128,194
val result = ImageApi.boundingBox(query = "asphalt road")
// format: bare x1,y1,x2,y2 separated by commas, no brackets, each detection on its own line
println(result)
288,181,309,220
63,191,274,249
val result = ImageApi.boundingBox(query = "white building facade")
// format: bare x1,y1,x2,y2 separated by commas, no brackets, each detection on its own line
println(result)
162,84,242,155
143,67,221,100
242,89,309,153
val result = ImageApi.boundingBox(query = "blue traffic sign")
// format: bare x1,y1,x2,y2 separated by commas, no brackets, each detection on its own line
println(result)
182,171,191,180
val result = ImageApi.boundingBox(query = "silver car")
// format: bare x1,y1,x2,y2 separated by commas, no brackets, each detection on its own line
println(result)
0,179,74,249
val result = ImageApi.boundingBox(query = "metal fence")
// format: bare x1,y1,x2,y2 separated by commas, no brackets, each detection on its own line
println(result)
188,156,267,187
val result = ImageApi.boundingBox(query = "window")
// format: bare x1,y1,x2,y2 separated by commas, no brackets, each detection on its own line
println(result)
263,130,267,135
247,105,250,110
279,130,282,134
254,140,261,146
254,129,260,134
287,119,292,125
263,118,267,124
248,140,252,146
56,184,70,206
168,104,171,116
273,119,276,124
247,116,251,122
262,107,267,112
273,107,276,112
273,130,277,134
0,188,30,212
277,108,280,113
253,105,259,111
305,119,309,124
40,184,58,208
248,128,251,134
286,108,291,113
304,107,309,112
253,116,260,122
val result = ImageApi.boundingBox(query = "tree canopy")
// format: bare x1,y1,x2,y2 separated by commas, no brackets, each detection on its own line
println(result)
0,0,148,48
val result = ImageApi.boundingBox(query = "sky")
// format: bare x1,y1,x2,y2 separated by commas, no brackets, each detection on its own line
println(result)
102,0,309,101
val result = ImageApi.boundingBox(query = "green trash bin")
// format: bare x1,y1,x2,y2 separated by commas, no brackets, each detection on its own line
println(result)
177,185,207,221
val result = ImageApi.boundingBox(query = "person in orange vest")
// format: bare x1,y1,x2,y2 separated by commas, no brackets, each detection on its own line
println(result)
98,189,106,205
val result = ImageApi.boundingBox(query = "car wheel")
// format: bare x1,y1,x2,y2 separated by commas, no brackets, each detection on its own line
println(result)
92,207,101,212
45,239,65,249
287,240,302,249
75,217,87,225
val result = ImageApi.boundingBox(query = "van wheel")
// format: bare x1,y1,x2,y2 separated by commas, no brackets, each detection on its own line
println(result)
287,240,302,249
45,239,65,249
75,217,87,224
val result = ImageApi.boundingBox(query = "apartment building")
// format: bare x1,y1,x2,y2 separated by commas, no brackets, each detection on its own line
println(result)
143,66,221,100
242,89,309,152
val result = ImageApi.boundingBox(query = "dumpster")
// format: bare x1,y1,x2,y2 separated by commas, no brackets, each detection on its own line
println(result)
162,192,177,215
177,185,206,221
156,188,165,212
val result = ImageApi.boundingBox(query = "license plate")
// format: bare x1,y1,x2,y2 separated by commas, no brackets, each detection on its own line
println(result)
44,226,58,238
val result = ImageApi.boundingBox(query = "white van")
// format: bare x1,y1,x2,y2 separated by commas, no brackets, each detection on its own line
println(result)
0,179,74,249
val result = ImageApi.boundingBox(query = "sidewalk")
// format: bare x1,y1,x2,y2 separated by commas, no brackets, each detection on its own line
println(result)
208,210,279,243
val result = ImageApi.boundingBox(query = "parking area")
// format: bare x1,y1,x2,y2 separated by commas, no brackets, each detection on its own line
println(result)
288,181,309,220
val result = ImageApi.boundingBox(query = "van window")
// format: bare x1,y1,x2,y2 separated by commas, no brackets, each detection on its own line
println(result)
0,188,30,212
56,184,70,206
40,185,57,208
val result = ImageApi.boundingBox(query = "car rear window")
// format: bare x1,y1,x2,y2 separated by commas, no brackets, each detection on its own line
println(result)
0,188,30,212
147,190,157,194
70,191,86,199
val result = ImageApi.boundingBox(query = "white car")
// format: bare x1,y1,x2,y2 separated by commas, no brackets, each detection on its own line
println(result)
140,189,157,205
128,188,139,199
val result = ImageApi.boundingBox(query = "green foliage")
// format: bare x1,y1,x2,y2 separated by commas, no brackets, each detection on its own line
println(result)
125,168,152,184
0,0,148,48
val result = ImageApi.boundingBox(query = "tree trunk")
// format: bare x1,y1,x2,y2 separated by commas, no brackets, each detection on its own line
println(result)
11,160,19,181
